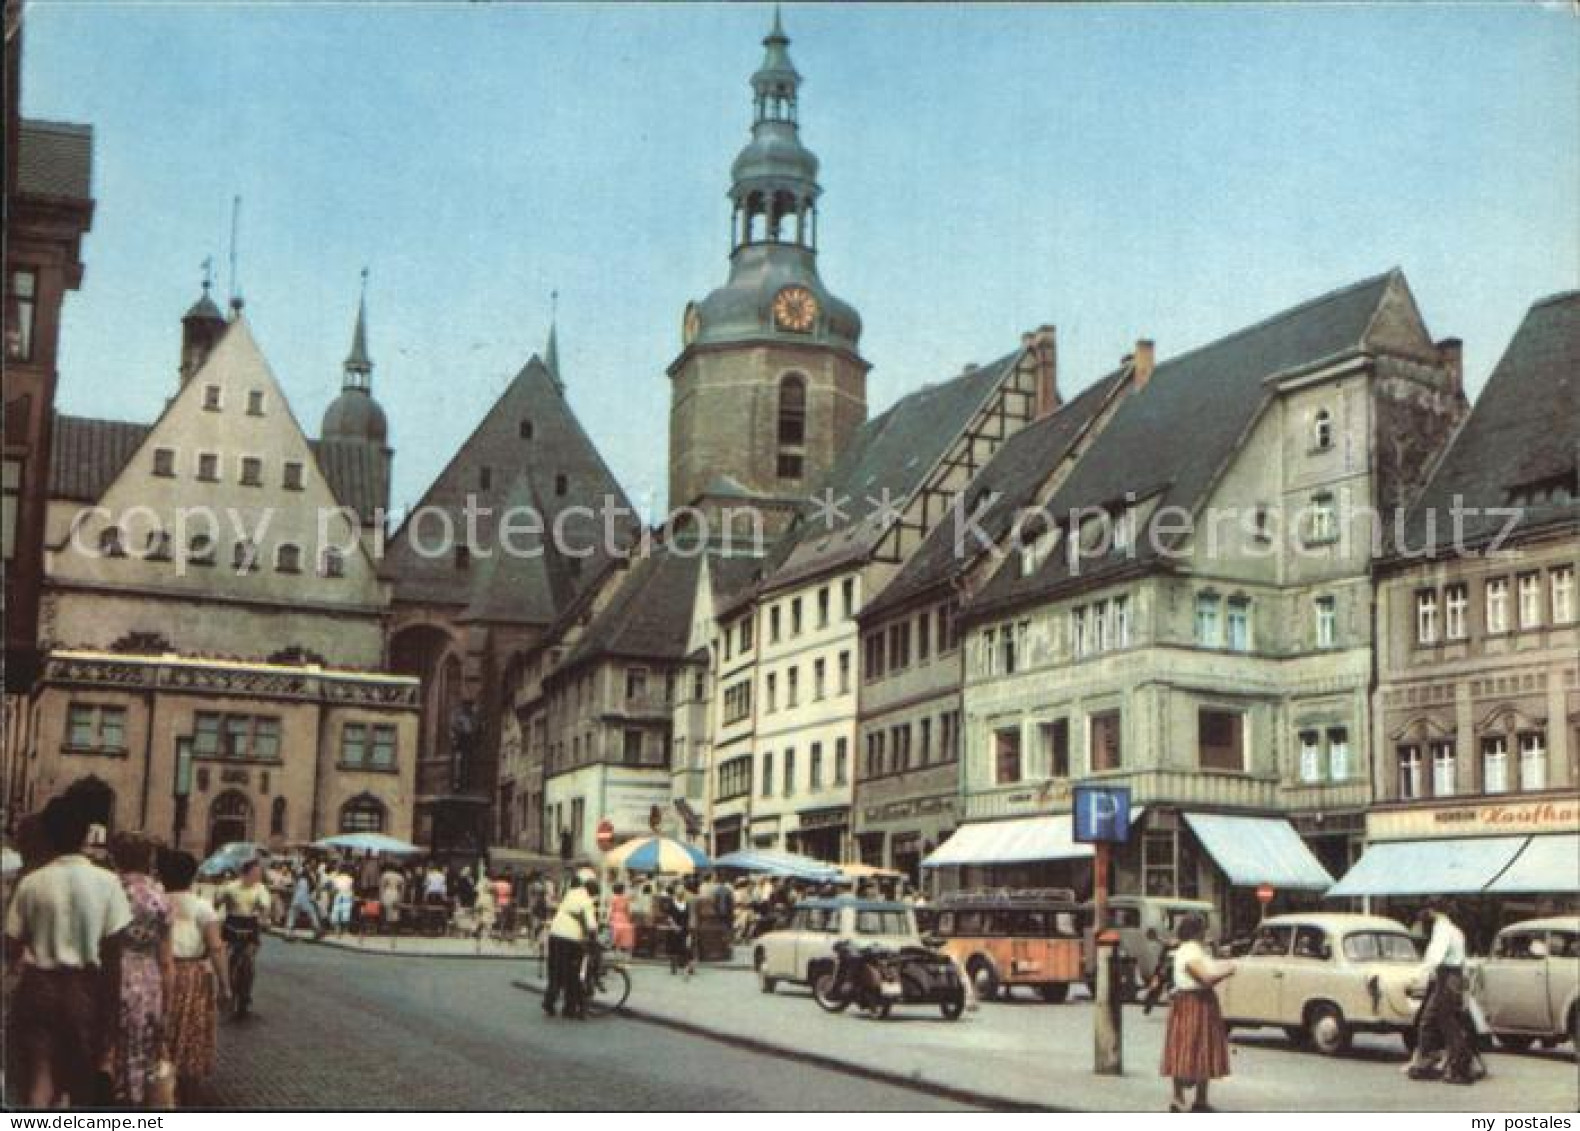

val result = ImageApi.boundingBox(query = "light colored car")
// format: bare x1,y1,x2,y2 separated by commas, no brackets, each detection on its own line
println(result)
1471,916,1579,1054
1216,913,1422,1056
754,897,920,993
1101,895,1218,986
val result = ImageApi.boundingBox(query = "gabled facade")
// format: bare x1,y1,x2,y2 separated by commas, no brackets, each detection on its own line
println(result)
1345,290,1580,920
20,311,418,851
952,271,1466,936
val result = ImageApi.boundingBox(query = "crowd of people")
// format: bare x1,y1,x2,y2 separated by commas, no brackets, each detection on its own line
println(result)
3,790,246,1109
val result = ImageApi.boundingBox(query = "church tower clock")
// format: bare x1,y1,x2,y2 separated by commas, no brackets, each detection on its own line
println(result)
667,10,868,525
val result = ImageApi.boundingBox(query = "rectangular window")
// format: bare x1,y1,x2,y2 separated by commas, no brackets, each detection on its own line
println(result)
240,456,263,486
890,622,910,670
246,389,265,416
837,650,851,695
777,453,803,480
1195,595,1220,647
994,726,1022,785
762,751,774,797
370,724,396,768
1299,730,1322,783
1089,710,1122,772
625,667,647,700
865,732,882,779
342,722,368,766
194,712,221,757
741,616,755,651
1,459,19,561
1328,727,1350,781
841,578,855,619
1315,596,1336,648
817,586,830,628
1071,607,1088,658
1198,709,1244,772
623,729,643,765
834,737,848,785
865,631,886,680
1431,741,1455,798
153,448,176,477
1091,600,1108,653
1482,736,1508,794
1397,745,1423,800
813,658,825,700
1416,589,1439,644
782,748,795,796
1040,718,1070,778
1552,566,1575,624
65,704,127,753
1308,493,1336,543
1112,595,1131,648
786,667,799,708
6,268,37,361
1226,598,1251,652
1444,584,1468,641
197,452,220,482
1518,732,1546,791
810,742,823,790
765,672,777,713
283,461,304,490
791,597,803,637
202,384,222,411
1486,578,1509,634
770,606,781,643
919,717,932,766
1518,573,1543,630
223,715,251,760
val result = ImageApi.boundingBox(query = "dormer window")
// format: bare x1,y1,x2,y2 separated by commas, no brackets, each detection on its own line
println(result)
202,384,222,411
1312,408,1334,451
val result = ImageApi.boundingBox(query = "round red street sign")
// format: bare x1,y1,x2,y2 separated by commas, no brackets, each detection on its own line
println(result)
1256,883,1275,904
595,818,615,851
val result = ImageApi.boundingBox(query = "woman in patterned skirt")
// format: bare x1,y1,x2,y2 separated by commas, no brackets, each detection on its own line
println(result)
1160,913,1235,1112
108,833,173,1107
157,849,230,1104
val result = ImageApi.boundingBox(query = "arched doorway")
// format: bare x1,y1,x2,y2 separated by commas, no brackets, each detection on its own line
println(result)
208,790,252,853
339,793,387,834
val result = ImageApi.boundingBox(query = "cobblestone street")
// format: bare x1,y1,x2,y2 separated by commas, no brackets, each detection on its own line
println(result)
203,940,972,1110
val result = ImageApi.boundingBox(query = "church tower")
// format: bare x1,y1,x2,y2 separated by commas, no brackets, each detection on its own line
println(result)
319,275,393,539
667,10,867,524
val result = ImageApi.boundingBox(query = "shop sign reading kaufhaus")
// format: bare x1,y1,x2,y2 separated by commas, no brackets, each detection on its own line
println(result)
1369,793,1580,841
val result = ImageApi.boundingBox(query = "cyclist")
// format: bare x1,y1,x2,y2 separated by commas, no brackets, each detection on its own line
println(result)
216,856,275,1018
543,872,599,1020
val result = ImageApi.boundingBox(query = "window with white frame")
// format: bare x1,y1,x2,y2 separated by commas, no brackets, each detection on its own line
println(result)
1195,594,1220,647
1312,408,1334,451
1328,727,1350,781
1518,732,1546,791
1308,493,1337,543
65,703,128,754
1226,597,1251,652
1431,741,1456,797
1482,735,1508,794
1416,590,1439,645
1397,745,1424,800
1091,600,1108,653
1552,565,1575,624
1113,595,1131,648
1444,584,1468,641
1518,573,1543,630
1315,596,1336,648
761,750,774,797
1486,578,1509,634
765,672,777,712
1071,607,1088,658
1299,730,1322,783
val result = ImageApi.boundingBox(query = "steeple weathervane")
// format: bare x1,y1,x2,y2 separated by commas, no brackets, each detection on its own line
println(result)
343,267,373,390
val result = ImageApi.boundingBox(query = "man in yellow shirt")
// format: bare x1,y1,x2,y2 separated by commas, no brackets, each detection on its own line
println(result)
216,858,275,1017
543,873,599,1019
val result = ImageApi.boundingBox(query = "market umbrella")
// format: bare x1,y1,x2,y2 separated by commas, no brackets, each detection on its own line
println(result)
312,832,422,856
837,861,901,879
197,841,271,878
712,849,841,882
603,835,709,874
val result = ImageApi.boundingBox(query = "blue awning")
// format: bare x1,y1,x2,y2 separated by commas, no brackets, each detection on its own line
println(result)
1485,834,1580,895
1183,812,1334,892
1326,836,1528,898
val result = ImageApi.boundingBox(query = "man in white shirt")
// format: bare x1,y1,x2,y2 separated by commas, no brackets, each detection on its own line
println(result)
1409,902,1474,1085
542,873,599,1019
3,794,132,1107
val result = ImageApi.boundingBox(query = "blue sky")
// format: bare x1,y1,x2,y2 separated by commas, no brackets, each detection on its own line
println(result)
22,2,1578,518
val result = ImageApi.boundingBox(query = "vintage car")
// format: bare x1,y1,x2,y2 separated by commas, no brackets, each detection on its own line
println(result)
1215,913,1422,1056
1098,895,1218,988
753,897,921,993
930,888,1086,1002
1471,916,1579,1053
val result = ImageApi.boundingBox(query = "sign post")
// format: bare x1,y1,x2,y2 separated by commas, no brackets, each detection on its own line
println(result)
1074,784,1132,1077
1256,882,1275,922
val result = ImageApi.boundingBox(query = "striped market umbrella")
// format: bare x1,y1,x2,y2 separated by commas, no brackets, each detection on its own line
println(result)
603,835,710,874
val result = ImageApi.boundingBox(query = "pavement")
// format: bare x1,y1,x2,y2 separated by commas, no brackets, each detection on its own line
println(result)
221,934,1580,1112
205,939,970,1110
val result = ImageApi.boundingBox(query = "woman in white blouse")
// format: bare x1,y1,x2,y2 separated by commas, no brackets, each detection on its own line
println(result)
157,850,231,1106
1160,914,1235,1112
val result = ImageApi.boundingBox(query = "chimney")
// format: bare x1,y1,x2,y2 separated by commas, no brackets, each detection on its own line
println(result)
1132,338,1155,389
1032,324,1059,418
1435,337,1463,395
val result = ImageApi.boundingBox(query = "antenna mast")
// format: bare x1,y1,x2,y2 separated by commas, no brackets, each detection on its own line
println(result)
227,195,243,313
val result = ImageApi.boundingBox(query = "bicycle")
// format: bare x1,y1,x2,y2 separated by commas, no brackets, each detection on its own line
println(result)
581,940,632,1017
222,915,261,1018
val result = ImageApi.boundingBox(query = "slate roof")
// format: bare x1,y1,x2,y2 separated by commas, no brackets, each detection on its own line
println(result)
17,119,93,201
50,413,387,525
384,355,636,620
1396,290,1580,554
49,415,150,501
459,471,584,626
755,349,1022,596
559,544,709,669
970,270,1405,618
861,364,1131,621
